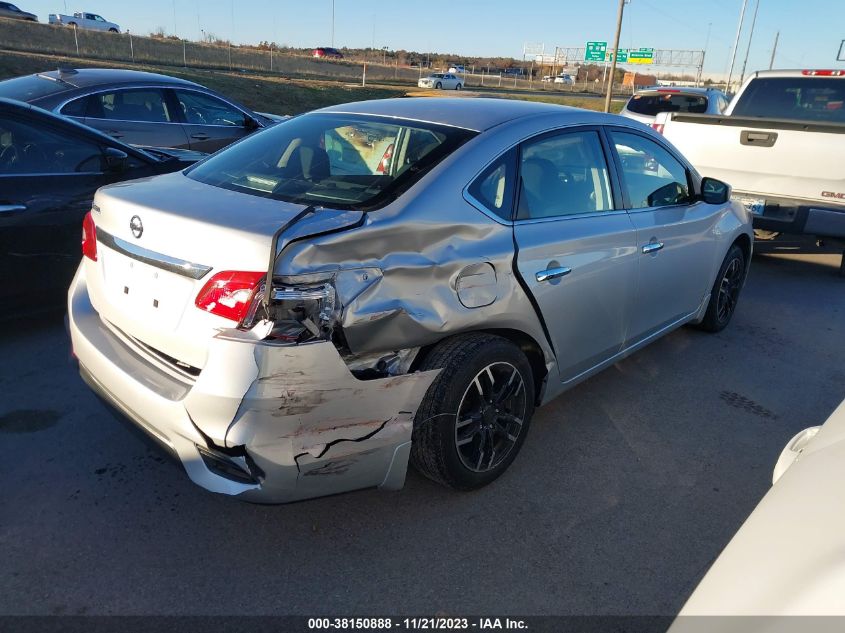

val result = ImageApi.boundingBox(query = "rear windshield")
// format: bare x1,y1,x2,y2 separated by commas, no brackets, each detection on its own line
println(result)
626,93,709,116
0,75,72,102
185,113,476,210
731,77,845,122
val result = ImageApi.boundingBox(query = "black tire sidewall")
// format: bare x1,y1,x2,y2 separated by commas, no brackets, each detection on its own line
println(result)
417,337,535,489
705,244,745,331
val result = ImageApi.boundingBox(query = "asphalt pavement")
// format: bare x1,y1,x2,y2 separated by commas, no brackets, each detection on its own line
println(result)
1,244,844,616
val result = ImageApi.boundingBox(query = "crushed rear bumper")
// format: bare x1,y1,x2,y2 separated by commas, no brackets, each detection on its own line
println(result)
68,264,438,503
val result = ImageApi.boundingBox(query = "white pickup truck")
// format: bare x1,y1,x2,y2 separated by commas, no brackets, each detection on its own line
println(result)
48,11,120,32
654,69,845,268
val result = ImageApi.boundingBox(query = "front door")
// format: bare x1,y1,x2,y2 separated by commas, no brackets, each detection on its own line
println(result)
512,128,638,383
607,129,717,345
170,88,253,153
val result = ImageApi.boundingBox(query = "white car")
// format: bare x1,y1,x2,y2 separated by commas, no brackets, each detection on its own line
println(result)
672,396,845,617
620,87,729,126
417,73,462,90
48,11,120,32
448,65,466,74
554,75,573,85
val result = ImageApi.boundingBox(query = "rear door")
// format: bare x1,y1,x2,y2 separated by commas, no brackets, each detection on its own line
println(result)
169,88,255,153
511,128,638,383
607,128,717,345
83,87,190,148
0,112,137,309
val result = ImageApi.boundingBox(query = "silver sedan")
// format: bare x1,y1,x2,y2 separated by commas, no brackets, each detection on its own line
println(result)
68,98,752,503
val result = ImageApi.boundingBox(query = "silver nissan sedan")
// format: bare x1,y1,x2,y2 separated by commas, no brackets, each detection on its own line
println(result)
68,98,753,503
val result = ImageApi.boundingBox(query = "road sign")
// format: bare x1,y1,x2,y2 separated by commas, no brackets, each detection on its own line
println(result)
523,42,545,56
629,48,654,64
585,41,607,62
606,49,628,62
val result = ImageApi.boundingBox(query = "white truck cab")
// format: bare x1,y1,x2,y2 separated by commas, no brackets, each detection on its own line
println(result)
48,11,120,32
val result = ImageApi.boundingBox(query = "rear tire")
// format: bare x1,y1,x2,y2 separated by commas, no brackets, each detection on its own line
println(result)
435,82,442,89
455,83,462,90
699,244,746,333
108,28,118,33
410,333,535,490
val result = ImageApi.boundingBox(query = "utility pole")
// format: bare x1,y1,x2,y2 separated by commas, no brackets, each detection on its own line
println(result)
738,0,760,88
331,0,335,48
769,31,779,69
604,0,626,113
726,0,749,94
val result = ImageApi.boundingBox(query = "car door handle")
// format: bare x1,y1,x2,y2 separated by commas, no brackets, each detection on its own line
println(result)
740,130,777,147
642,241,664,254
535,266,572,282
190,133,210,140
0,204,27,215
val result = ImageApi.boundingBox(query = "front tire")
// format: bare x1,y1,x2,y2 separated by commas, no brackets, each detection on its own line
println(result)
435,81,442,89
455,83,462,90
108,28,118,33
699,244,746,333
410,333,535,490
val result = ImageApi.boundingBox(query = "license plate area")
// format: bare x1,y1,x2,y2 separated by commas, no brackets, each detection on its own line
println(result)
102,249,194,328
737,197,767,216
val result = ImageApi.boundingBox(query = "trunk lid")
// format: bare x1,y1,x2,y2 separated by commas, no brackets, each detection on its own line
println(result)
87,171,361,369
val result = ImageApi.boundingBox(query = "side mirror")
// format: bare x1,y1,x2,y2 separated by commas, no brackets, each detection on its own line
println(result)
244,116,260,130
701,177,731,205
103,146,128,172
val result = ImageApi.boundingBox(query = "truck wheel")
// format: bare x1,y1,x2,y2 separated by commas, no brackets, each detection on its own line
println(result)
699,244,746,333
411,333,535,490
753,229,780,241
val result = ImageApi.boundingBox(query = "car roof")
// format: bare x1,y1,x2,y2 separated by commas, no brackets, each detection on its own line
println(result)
31,68,202,90
314,97,615,132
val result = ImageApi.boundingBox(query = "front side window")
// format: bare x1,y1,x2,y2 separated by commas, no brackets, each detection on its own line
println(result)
88,89,173,123
186,113,476,210
173,89,246,127
610,130,691,209
516,130,613,220
0,117,103,175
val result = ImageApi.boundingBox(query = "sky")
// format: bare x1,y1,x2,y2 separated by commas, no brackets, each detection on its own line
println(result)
22,0,845,78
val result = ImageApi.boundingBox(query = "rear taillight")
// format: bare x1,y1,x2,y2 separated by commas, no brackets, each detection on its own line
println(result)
194,271,265,324
651,122,665,135
376,143,394,173
81,211,97,261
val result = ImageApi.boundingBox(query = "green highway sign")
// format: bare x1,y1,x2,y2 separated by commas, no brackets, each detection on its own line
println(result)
606,49,628,62
629,48,654,64
585,41,607,62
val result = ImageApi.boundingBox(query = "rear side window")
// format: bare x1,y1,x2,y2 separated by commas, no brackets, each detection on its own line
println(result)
626,93,709,116
88,89,173,123
731,77,845,122
186,113,476,210
467,148,517,220
609,131,691,209
60,96,88,117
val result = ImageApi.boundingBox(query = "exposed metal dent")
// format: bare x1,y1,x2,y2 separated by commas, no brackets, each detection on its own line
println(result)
181,336,440,503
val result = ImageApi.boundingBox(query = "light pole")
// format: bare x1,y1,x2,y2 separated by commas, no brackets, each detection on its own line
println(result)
726,0,749,94
738,0,761,88
382,46,387,65
331,0,335,48
604,0,627,113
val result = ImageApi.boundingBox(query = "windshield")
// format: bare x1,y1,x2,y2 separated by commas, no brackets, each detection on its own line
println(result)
0,75,73,102
731,77,845,122
626,93,709,116
185,113,476,210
